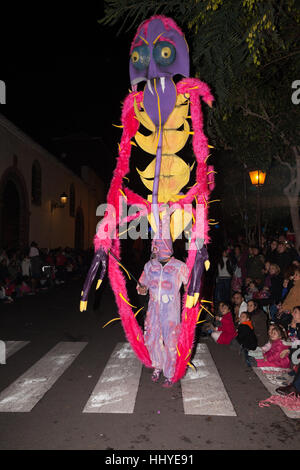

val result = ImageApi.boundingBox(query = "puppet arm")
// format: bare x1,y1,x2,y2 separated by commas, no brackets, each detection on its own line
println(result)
79,210,116,311
185,239,210,308
80,248,108,311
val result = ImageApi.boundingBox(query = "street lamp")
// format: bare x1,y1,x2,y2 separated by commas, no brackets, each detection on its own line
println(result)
51,192,68,212
249,170,266,247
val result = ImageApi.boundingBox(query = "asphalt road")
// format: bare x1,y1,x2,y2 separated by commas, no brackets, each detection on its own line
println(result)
0,278,300,454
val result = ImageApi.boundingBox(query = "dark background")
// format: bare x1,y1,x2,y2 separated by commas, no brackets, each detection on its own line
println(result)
1,4,134,188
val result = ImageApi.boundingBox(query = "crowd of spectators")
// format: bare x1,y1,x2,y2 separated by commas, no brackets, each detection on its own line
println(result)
213,234,300,325
206,233,300,397
0,241,91,304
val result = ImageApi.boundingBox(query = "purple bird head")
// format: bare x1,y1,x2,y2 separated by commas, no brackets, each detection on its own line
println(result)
129,16,190,128
129,15,190,89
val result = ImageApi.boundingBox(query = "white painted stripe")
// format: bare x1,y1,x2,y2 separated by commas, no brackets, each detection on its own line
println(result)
5,341,30,359
181,343,236,416
0,342,87,412
83,342,142,414
253,367,300,419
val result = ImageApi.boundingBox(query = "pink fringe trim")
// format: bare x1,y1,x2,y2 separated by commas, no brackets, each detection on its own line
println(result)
259,393,300,412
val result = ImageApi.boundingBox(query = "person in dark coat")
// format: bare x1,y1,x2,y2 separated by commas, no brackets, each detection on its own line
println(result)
236,311,258,366
247,299,268,346
237,311,258,351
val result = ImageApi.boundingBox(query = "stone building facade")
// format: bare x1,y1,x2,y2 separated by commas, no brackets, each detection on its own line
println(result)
0,113,104,251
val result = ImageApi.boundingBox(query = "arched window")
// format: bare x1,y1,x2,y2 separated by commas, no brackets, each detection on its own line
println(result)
31,160,42,205
69,183,75,217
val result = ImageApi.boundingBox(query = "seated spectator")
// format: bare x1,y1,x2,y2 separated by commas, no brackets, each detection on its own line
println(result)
236,311,258,365
247,299,268,346
244,280,259,301
232,291,247,324
273,241,298,277
210,302,237,345
0,280,13,303
254,324,291,369
281,267,300,313
287,306,300,344
263,261,271,289
265,239,278,264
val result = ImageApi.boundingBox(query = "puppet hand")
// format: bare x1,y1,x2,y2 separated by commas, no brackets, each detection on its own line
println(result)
185,245,209,308
137,284,147,295
80,248,107,311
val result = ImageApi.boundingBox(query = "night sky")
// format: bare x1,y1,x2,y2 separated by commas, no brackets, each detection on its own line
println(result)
1,4,134,186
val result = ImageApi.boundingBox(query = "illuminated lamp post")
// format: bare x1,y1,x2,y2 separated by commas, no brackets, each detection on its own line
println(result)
249,170,266,248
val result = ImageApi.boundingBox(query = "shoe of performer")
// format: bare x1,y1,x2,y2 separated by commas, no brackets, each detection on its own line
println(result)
162,378,173,388
275,384,300,397
151,369,161,383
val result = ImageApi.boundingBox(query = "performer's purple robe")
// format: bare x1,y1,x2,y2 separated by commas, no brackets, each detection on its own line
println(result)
139,257,189,379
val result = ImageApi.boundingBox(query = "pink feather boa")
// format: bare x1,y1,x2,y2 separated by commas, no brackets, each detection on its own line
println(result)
94,77,215,381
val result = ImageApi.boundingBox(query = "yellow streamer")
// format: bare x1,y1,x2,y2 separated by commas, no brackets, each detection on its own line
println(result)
199,303,214,318
134,307,144,318
117,262,131,280
197,306,204,322
119,293,137,309
176,345,181,357
185,349,192,361
102,317,120,329
208,199,221,204
118,189,127,200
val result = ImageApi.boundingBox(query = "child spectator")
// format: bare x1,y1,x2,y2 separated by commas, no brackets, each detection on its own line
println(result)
287,306,300,344
236,311,258,351
210,302,237,345
255,324,291,369
244,280,259,301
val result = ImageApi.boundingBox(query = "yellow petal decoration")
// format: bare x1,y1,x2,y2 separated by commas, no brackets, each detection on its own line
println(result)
96,279,102,290
80,300,87,312
137,155,193,204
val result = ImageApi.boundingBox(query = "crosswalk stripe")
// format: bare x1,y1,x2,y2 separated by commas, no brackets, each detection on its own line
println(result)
181,343,237,416
0,342,87,412
5,341,30,359
83,342,142,414
252,367,300,419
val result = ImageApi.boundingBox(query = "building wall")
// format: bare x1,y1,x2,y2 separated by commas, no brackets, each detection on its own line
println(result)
0,114,104,250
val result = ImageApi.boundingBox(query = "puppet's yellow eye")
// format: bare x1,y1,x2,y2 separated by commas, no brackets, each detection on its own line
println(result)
132,51,140,63
161,46,171,59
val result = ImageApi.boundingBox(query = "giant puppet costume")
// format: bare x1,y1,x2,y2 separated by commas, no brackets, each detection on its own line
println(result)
80,15,215,384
